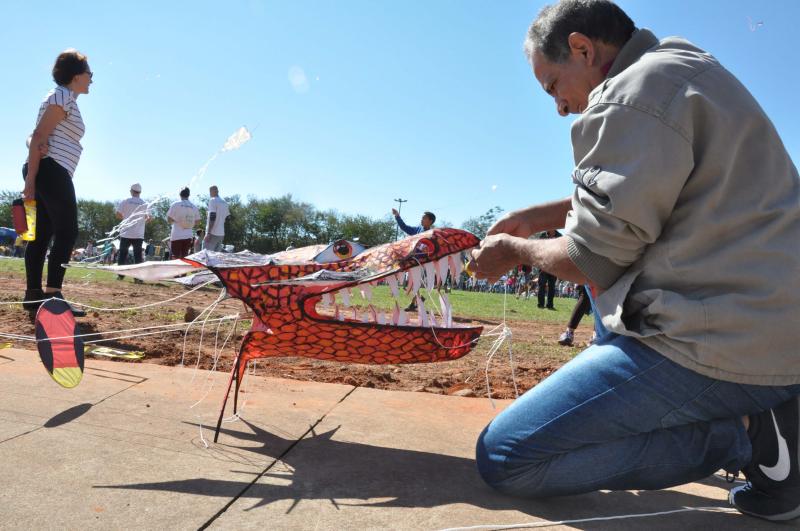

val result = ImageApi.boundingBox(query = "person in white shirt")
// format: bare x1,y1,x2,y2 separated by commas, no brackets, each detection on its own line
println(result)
115,183,150,280
203,185,229,252
166,187,201,259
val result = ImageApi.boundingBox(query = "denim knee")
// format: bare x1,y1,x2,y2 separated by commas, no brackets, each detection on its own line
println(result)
476,425,506,488
476,424,548,496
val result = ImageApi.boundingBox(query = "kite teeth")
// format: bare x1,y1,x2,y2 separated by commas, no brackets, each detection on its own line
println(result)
436,256,449,287
409,267,423,295
360,284,372,301
417,296,428,327
387,275,399,298
449,255,464,280
423,262,436,291
341,288,351,307
440,292,453,328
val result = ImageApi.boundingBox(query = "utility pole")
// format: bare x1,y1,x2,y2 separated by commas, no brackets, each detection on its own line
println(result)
393,198,407,241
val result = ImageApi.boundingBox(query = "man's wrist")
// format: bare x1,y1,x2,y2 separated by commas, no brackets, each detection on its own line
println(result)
509,236,534,265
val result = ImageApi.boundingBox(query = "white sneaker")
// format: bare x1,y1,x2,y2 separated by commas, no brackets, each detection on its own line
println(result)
558,330,574,346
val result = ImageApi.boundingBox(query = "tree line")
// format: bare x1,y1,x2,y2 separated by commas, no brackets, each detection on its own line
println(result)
0,189,503,253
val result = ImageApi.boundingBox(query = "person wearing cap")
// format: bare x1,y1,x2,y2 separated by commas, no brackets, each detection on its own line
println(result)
115,183,150,280
203,185,229,252
166,187,200,260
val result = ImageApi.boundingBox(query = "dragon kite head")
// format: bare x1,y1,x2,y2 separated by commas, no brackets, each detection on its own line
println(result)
185,228,483,380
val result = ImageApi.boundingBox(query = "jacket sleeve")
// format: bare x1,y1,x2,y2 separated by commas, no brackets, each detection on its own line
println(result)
395,215,420,236
565,103,694,289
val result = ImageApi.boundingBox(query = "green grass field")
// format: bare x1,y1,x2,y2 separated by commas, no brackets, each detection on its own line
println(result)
0,256,121,283
347,284,580,323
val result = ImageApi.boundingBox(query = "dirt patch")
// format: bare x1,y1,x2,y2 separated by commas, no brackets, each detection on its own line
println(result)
0,271,594,399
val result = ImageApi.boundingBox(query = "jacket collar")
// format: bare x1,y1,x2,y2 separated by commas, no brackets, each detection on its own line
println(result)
606,28,659,78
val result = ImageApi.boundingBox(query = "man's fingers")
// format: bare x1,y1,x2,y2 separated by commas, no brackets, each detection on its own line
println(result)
486,219,511,237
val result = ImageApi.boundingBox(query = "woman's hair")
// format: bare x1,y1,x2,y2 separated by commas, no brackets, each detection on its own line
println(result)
52,49,89,86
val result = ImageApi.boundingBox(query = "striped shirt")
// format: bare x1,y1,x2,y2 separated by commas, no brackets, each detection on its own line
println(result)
35,86,85,177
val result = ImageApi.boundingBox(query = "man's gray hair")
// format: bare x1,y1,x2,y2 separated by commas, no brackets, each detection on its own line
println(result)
524,0,635,64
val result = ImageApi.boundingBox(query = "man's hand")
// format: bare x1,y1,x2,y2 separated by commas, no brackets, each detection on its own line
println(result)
391,208,399,217
467,234,526,282
487,211,533,238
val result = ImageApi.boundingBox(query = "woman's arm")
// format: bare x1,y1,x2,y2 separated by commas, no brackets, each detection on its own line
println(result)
24,104,66,199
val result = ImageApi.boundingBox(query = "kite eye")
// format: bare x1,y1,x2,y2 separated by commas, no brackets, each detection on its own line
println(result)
413,238,435,258
314,240,366,263
333,240,353,260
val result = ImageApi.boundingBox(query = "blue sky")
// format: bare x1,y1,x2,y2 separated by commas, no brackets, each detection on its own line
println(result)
2,0,797,227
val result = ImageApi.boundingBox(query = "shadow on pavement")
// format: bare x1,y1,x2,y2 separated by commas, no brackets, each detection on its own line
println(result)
94,418,733,526
44,403,93,428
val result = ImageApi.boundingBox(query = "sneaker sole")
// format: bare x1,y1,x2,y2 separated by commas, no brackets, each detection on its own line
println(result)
730,485,800,521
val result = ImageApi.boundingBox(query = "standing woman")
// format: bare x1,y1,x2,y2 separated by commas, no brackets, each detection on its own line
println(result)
22,49,92,316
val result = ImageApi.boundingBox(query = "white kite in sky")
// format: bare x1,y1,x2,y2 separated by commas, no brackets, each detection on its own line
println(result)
222,126,252,152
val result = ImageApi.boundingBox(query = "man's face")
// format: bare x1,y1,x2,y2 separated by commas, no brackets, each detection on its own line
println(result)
532,35,604,117
421,215,433,229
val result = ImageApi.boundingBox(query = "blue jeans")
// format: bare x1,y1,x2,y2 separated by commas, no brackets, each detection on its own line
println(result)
476,333,800,498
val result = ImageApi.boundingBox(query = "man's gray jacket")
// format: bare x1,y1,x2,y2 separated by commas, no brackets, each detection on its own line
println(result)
564,29,800,385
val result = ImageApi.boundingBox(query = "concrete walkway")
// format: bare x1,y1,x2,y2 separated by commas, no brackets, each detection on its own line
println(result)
0,348,781,530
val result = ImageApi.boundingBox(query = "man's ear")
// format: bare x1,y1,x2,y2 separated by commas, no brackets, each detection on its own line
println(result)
567,32,596,65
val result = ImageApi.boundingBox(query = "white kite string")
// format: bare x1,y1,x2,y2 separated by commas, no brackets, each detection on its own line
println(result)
181,288,228,366
0,278,217,311
190,314,241,410
189,295,226,378
412,257,517,404
437,505,738,531
191,314,241,448
0,316,237,344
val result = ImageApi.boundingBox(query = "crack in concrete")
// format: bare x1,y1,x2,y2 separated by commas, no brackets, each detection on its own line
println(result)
0,426,42,445
198,386,359,530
